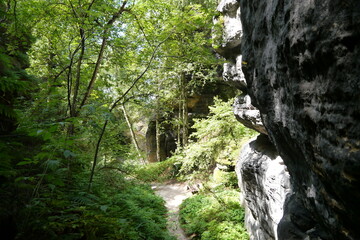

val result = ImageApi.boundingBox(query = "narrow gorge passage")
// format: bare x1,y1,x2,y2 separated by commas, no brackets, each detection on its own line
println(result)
152,182,192,240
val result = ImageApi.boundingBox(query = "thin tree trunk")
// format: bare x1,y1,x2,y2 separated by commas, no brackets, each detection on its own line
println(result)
155,106,161,162
182,98,188,146
71,28,85,117
155,72,162,162
79,34,107,110
79,1,128,111
121,103,141,156
66,0,94,135
66,59,74,123
181,72,188,146
88,119,108,192
177,75,182,148
87,38,167,191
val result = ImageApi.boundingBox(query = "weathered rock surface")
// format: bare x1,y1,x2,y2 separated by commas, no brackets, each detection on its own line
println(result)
222,55,246,90
236,134,290,240
234,94,267,135
217,1,290,239
216,0,265,135
214,17,274,230
215,0,242,58
240,0,360,239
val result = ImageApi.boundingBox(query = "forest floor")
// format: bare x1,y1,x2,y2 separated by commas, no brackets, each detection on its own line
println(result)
152,181,192,240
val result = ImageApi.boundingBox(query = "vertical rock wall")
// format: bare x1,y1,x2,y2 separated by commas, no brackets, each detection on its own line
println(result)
236,134,290,240
216,1,291,239
239,0,360,239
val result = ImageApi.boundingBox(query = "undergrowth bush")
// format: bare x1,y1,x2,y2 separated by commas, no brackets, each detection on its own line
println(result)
133,158,177,182
179,189,249,240
24,176,174,239
170,97,257,180
212,169,238,188
0,138,174,240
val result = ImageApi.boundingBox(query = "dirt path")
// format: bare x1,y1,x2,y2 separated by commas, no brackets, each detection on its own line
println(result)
152,182,192,240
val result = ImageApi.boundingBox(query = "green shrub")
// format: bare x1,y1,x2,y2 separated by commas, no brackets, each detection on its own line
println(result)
13,170,175,240
172,97,257,180
212,169,238,188
179,189,249,240
133,158,177,182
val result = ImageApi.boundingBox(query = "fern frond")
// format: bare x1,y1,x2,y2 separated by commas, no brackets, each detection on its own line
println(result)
0,104,16,118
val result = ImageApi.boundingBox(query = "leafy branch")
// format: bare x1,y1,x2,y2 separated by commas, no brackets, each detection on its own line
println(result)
88,37,168,191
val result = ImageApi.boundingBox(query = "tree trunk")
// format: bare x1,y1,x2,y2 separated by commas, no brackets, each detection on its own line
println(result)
79,1,128,111
121,103,141,157
155,97,161,162
71,28,85,117
181,72,188,146
88,119,108,192
87,38,167,191
177,75,182,148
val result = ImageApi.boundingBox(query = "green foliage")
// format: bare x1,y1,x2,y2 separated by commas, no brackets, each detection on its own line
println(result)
0,1,34,133
170,97,257,179
212,169,239,188
179,189,249,240
0,0,249,239
212,14,225,50
3,152,175,240
133,158,177,182
26,177,173,240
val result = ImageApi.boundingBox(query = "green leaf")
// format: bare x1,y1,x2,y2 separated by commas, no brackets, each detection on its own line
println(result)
17,158,38,166
17,161,30,166
44,159,60,170
100,205,109,212
48,184,56,191
63,150,76,159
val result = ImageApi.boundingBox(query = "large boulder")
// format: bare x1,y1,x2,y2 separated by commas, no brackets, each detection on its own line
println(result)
240,0,360,239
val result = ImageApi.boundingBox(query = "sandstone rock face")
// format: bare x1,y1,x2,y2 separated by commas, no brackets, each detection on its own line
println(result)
217,1,291,239
146,118,176,162
222,55,246,90
215,0,242,58
236,134,290,240
234,94,267,135
239,0,360,239
216,0,265,135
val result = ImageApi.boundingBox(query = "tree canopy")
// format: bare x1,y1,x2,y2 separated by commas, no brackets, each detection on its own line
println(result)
0,0,253,239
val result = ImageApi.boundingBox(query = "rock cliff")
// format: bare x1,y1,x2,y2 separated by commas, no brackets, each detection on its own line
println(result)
236,134,290,240
218,0,360,239
216,1,291,239
237,0,360,239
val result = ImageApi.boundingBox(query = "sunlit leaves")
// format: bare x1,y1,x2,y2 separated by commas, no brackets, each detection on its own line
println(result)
170,98,257,179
